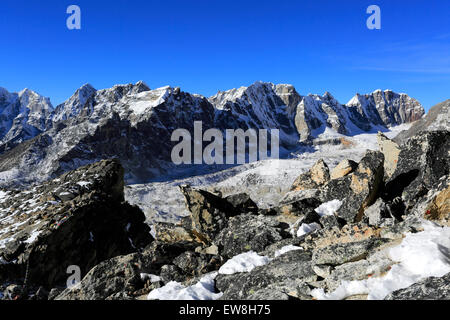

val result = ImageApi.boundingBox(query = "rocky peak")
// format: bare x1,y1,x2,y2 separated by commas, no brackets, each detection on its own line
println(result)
53,84,97,122
347,89,425,127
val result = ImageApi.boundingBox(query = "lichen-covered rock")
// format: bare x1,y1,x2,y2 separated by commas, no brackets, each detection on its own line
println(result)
325,260,371,291
172,251,223,277
214,214,290,258
179,186,237,243
330,159,358,180
364,198,394,227
312,238,388,266
384,131,449,210
55,240,199,300
385,273,450,300
277,189,322,219
153,222,197,244
424,182,450,223
319,175,352,203
55,252,159,300
336,150,384,223
216,250,316,300
0,159,153,289
290,159,330,191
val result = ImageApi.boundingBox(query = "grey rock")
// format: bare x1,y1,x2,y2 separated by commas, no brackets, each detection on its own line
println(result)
336,150,385,223
214,214,290,258
180,186,237,243
172,251,223,277
325,260,370,291
384,131,450,210
216,250,316,300
365,198,394,227
385,273,450,300
224,193,258,214
0,159,153,289
312,239,388,266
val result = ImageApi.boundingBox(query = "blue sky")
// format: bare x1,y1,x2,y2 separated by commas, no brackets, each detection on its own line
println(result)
1,0,449,110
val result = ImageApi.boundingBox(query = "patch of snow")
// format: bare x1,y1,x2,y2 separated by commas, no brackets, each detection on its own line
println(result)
140,273,161,283
218,251,270,275
274,245,303,258
297,222,322,237
147,272,222,300
24,229,42,244
77,181,91,188
314,199,343,217
311,220,450,300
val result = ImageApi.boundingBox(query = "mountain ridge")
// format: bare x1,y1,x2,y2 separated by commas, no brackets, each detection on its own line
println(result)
0,81,426,187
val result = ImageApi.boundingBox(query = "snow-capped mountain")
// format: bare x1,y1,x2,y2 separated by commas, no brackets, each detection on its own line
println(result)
347,89,424,127
394,99,449,143
0,81,425,188
0,87,53,153
53,83,97,122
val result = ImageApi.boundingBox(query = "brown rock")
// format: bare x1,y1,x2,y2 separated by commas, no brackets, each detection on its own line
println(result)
377,132,400,178
330,159,358,180
291,159,330,191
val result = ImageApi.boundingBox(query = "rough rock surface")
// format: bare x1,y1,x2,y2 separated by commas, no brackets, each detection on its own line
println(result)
214,214,290,258
330,159,358,180
377,132,400,178
0,159,152,289
290,159,330,191
179,185,237,243
336,150,384,223
216,250,316,300
385,273,450,300
384,131,449,210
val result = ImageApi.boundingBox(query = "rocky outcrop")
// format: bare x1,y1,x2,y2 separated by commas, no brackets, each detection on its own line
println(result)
330,159,358,180
290,159,330,191
394,99,449,144
216,250,316,300
179,186,238,243
377,132,400,178
336,151,385,223
385,273,450,300
0,159,153,290
383,131,449,210
214,214,290,258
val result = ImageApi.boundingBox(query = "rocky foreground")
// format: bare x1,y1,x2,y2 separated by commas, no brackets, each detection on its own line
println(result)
0,130,449,300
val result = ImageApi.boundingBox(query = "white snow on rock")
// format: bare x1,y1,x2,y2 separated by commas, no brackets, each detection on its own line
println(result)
218,251,270,275
147,272,222,300
274,245,303,258
140,273,161,283
297,222,322,237
314,199,343,217
311,220,450,300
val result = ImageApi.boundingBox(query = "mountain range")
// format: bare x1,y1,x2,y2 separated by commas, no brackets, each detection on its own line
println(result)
0,81,426,187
